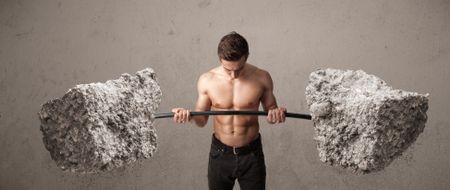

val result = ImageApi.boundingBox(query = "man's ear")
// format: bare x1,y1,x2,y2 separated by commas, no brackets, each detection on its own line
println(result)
243,54,249,61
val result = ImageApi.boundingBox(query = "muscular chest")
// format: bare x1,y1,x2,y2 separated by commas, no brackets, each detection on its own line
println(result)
208,79,263,109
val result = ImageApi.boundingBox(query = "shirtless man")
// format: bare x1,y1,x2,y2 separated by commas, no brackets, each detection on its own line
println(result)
172,32,286,190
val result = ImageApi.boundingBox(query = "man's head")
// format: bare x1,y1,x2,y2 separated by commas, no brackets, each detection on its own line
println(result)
218,31,249,62
218,32,249,78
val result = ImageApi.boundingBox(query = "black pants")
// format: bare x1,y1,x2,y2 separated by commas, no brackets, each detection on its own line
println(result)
208,134,266,190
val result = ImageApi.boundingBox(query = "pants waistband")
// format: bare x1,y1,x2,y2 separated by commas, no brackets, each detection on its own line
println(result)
211,133,262,156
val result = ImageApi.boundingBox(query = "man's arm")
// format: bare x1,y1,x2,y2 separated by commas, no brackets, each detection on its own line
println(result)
260,70,286,124
172,73,211,127
192,73,212,127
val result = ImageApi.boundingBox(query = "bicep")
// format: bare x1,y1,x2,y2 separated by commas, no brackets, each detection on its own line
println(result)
195,92,211,111
195,75,212,111
260,71,278,111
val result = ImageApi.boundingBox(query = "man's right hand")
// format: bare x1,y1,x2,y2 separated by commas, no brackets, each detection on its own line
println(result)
171,108,191,123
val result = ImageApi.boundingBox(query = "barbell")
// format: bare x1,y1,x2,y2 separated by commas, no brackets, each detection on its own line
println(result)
153,111,311,120
38,67,429,174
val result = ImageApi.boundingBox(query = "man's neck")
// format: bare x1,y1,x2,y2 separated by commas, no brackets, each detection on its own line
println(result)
223,63,247,80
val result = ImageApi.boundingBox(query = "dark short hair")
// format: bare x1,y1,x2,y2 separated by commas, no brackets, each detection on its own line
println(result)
217,31,249,61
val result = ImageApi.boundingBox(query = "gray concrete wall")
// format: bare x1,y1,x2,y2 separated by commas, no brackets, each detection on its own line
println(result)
1,0,449,189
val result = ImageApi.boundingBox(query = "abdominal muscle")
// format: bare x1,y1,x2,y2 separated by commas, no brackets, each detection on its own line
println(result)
212,107,260,147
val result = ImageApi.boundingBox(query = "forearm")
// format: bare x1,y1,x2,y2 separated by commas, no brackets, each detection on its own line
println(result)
191,115,208,127
264,104,278,111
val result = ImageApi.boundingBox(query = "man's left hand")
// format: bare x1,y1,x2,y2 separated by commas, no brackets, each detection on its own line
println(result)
267,107,286,124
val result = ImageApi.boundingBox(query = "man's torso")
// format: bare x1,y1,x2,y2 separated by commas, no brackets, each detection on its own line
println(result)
203,63,267,147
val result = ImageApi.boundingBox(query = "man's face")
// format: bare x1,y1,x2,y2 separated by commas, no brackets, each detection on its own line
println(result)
220,56,247,79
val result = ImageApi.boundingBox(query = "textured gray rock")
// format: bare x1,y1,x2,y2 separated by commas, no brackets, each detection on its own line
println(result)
306,68,429,174
38,68,162,173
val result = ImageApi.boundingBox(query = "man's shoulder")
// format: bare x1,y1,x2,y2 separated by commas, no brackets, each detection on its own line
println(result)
247,63,270,80
197,68,218,86
200,66,224,79
199,68,216,80
246,64,272,88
